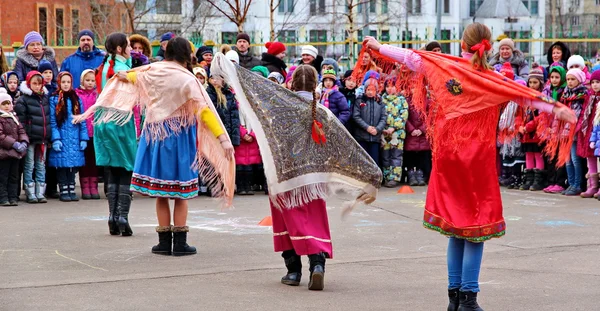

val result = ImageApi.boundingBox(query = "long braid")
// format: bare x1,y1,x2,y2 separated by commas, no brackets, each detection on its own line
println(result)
312,89,318,121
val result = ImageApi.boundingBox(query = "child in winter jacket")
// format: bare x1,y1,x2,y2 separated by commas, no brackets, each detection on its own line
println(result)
15,71,51,204
0,90,29,206
542,65,569,193
380,77,409,187
1,71,21,102
567,55,591,88
588,71,600,200
352,77,387,166
560,68,589,196
48,72,89,202
579,70,600,198
496,62,525,190
517,65,546,191
76,69,100,199
320,69,350,125
404,92,432,186
339,70,356,110
207,74,243,194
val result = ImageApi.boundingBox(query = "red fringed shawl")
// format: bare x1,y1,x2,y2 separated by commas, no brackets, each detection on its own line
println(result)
352,47,574,166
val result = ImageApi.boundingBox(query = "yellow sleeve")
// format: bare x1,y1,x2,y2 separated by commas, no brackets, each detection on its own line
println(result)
126,71,138,84
200,107,225,138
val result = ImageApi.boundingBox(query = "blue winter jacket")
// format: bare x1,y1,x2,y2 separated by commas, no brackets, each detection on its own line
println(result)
48,95,89,168
590,124,600,156
60,47,105,89
322,89,351,125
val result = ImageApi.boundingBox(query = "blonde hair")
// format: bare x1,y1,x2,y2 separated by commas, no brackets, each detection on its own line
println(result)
462,23,493,71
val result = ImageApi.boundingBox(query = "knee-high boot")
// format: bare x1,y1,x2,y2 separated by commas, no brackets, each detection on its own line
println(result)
117,185,133,236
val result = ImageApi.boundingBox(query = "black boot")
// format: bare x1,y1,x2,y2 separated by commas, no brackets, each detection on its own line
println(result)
172,226,197,256
519,169,534,190
59,184,71,202
307,252,326,290
416,169,426,186
530,169,545,191
69,183,79,201
151,226,172,255
281,249,302,286
117,185,133,236
235,171,246,195
408,170,418,186
448,288,460,311
498,166,511,187
244,171,255,195
106,183,120,235
457,291,483,311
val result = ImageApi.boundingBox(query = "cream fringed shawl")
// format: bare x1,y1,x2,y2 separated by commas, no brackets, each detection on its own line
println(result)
210,53,382,214
73,61,235,207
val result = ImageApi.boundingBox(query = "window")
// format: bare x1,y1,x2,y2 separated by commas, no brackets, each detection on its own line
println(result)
309,30,327,55
596,15,600,25
357,2,362,13
38,7,48,43
381,0,388,13
221,32,237,44
529,0,538,15
402,31,413,49
571,16,580,26
436,0,450,14
309,0,316,15
135,0,147,12
91,4,110,32
318,0,325,14
441,29,451,53
56,8,64,45
278,0,294,13
277,30,297,60
71,9,80,45
369,0,376,13
156,0,181,14
597,0,600,6
407,0,422,14
381,30,390,42
469,0,483,16
573,0,580,6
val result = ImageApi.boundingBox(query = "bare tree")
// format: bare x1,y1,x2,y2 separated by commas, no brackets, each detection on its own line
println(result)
181,1,219,38
205,0,254,33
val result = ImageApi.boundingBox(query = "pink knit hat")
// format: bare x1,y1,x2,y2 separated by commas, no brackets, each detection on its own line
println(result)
566,68,586,84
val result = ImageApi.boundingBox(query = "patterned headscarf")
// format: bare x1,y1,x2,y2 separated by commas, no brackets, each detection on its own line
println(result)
55,72,81,126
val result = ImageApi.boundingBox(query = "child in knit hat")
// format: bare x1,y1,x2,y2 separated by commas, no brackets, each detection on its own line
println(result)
516,63,547,191
320,69,350,125
560,68,589,195
14,71,51,203
587,70,600,199
352,77,386,166
0,89,29,206
340,70,357,112
567,55,591,87
76,69,100,200
38,60,57,95
1,71,21,101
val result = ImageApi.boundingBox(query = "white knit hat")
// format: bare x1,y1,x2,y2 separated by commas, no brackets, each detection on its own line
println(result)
301,45,318,58
80,69,95,87
0,89,12,104
225,50,239,64
567,55,585,69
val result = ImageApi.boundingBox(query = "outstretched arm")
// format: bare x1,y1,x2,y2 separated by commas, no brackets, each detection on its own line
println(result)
363,36,423,73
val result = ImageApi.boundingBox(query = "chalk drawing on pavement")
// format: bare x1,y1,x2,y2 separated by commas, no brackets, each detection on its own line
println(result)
535,220,585,228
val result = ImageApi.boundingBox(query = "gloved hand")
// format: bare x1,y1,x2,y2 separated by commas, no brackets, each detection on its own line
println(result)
80,141,87,151
12,142,22,152
52,140,63,152
16,142,27,153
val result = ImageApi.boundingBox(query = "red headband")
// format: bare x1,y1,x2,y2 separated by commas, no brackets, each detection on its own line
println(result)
470,39,491,57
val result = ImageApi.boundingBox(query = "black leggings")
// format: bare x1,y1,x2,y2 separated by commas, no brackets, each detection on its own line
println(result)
105,167,132,188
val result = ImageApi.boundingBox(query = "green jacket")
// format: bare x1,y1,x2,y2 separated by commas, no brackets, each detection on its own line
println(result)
94,55,137,171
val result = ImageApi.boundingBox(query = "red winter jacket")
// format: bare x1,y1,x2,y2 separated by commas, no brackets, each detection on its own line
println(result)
234,125,262,166
404,103,430,152
518,109,541,144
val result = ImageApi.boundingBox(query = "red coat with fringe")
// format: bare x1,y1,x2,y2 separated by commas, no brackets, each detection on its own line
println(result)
372,46,567,242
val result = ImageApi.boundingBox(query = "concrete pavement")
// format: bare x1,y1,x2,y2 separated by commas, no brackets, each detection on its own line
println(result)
0,187,599,310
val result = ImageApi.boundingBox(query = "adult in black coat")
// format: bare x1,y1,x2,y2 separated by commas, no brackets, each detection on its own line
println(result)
206,78,240,146
261,41,288,77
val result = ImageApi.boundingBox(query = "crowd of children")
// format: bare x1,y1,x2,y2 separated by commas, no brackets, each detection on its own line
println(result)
494,46,600,199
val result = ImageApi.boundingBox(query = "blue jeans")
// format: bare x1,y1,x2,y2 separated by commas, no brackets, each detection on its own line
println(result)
447,237,484,292
23,143,46,185
565,142,582,189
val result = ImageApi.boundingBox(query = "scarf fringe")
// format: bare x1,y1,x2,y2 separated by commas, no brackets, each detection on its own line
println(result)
142,104,197,142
